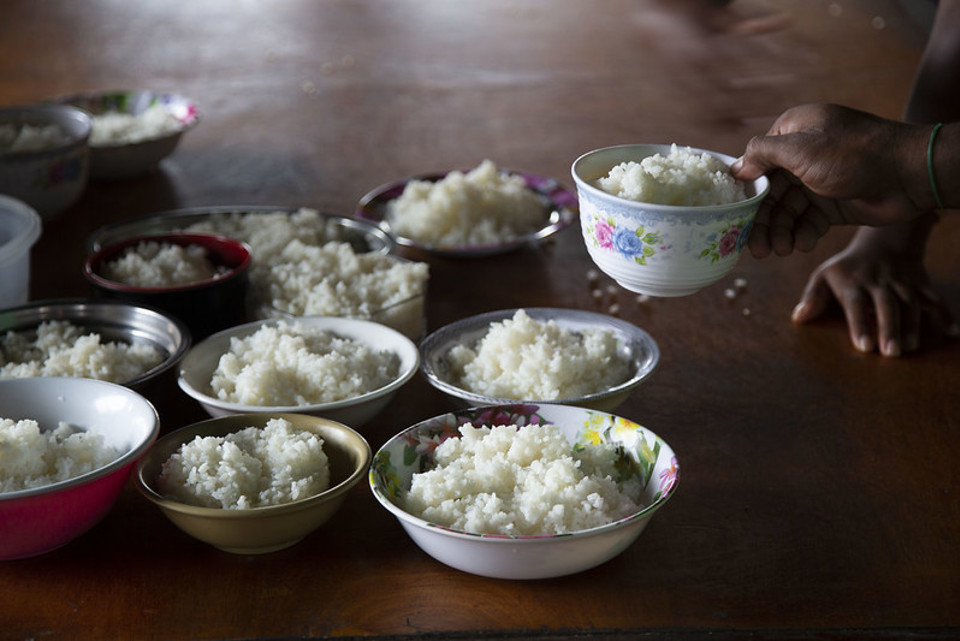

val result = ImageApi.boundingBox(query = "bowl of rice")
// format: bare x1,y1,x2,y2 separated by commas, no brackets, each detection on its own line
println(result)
356,159,578,258
0,377,160,559
136,412,371,554
0,103,91,218
572,143,770,297
0,299,191,406
419,308,659,412
58,89,199,180
83,232,252,339
177,316,420,427
86,207,427,341
370,403,679,579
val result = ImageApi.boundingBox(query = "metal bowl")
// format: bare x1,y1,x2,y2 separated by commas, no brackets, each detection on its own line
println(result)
0,299,190,393
86,206,395,255
419,307,659,412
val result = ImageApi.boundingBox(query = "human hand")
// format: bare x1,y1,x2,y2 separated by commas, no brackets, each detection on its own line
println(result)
732,103,932,257
790,220,958,356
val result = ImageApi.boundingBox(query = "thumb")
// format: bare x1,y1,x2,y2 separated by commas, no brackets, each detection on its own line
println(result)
731,133,801,181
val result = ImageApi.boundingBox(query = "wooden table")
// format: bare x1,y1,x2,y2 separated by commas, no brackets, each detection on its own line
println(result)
2,1,957,639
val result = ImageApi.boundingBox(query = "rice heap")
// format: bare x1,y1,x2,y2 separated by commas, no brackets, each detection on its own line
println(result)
386,159,546,246
0,123,71,154
447,309,630,400
0,418,121,493
404,423,642,535
157,417,330,509
89,104,183,146
597,144,746,206
185,208,429,325
209,321,400,406
102,241,228,287
0,320,163,382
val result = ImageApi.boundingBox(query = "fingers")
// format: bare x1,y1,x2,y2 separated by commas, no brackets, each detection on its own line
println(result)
748,173,831,256
870,286,903,357
791,274,833,324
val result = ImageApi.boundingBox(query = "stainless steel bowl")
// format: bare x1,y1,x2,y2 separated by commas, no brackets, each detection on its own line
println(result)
86,206,395,255
419,307,660,412
0,298,190,391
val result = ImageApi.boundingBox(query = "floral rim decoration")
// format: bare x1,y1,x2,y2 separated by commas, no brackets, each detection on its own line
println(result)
370,403,679,540
584,213,753,265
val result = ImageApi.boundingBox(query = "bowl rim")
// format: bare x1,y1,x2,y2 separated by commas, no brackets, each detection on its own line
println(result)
83,231,252,293
369,403,679,542
0,377,160,501
0,297,192,389
571,143,770,211
419,307,660,406
135,411,371,515
177,316,421,413
0,103,92,159
85,206,396,255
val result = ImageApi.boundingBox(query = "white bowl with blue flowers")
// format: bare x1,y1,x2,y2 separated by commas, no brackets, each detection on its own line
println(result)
572,144,769,297
369,403,679,580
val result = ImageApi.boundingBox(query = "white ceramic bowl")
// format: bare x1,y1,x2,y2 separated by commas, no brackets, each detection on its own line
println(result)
369,403,679,579
0,377,159,559
0,104,91,218
419,308,659,412
58,90,199,180
572,144,769,297
0,195,42,309
178,317,420,426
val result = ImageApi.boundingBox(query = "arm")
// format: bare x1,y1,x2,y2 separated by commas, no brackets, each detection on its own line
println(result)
732,1,960,356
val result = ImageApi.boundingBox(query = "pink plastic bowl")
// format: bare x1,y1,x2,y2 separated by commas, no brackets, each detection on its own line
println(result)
0,377,159,560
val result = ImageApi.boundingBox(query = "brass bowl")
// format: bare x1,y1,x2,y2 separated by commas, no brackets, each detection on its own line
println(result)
136,412,371,554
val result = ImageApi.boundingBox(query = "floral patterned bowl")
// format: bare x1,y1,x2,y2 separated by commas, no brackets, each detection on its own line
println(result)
369,404,679,580
58,90,199,181
0,104,91,219
572,144,769,297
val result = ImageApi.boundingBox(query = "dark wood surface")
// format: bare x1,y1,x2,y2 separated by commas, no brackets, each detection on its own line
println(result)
2,1,957,639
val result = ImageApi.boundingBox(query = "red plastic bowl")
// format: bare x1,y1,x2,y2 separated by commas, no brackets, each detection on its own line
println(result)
0,378,159,560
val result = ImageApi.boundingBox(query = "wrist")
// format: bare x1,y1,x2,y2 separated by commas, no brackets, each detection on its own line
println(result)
896,123,939,212
901,122,958,212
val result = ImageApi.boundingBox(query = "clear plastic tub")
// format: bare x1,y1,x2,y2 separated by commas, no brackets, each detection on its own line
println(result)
0,195,42,308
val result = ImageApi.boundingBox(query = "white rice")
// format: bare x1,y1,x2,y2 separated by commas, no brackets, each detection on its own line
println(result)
89,104,182,146
157,417,330,509
447,309,630,400
209,321,401,406
597,144,746,206
386,159,546,246
0,123,71,154
0,321,164,383
404,423,643,535
0,418,122,493
185,208,429,337
102,241,228,288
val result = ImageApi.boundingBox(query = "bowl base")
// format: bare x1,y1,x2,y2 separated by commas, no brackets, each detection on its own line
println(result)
213,538,303,555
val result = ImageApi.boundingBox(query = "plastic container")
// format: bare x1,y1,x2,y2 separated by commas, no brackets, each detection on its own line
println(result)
0,195,42,308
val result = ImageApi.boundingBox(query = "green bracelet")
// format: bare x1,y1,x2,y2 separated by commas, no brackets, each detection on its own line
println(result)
927,122,945,210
